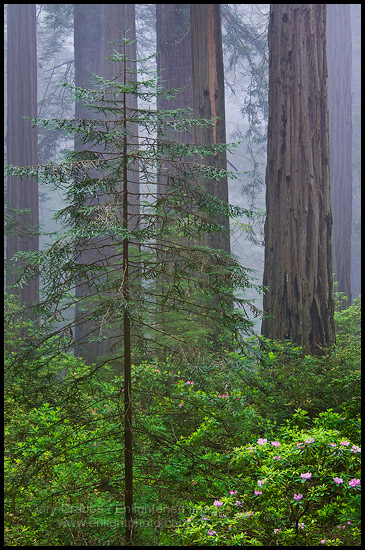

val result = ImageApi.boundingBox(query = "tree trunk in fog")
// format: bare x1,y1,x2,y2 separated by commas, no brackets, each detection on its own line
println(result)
262,4,335,355
6,4,39,310
73,4,106,362
327,4,352,307
156,4,193,321
156,4,193,140
190,4,230,254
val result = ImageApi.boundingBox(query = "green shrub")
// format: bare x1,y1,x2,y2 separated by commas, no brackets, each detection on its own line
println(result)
172,409,361,546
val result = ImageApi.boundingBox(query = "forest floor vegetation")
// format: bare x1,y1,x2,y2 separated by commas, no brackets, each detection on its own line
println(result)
4,294,361,546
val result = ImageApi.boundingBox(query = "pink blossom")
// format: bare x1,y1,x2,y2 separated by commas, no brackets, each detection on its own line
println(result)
229,490,237,495
320,540,327,544
178,403,183,407
254,490,262,496
274,528,281,534
271,441,280,447
333,477,343,484
257,479,264,486
214,500,223,507
348,478,361,487
305,438,314,444
300,472,312,480
351,445,361,453
207,530,216,536
297,442,305,448
293,493,303,501
340,440,350,446
257,438,267,445
273,455,281,460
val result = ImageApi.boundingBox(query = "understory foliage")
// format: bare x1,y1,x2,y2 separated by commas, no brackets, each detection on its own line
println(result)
4,293,361,546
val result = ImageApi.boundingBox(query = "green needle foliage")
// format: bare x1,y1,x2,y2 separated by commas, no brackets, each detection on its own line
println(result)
6,38,262,365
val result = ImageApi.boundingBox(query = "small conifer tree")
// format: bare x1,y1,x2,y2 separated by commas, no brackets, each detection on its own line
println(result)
6,39,262,543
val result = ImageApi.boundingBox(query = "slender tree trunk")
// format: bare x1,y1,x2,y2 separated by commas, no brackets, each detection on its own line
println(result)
103,4,139,233
327,4,352,307
6,4,39,310
262,4,335,355
102,6,137,543
190,4,230,254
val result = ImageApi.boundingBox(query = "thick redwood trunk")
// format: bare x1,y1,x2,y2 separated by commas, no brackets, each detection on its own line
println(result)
262,5,335,354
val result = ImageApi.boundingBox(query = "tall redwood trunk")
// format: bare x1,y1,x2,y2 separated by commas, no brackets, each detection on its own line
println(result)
6,4,39,309
190,4,230,254
327,4,352,306
262,4,335,354
73,4,105,361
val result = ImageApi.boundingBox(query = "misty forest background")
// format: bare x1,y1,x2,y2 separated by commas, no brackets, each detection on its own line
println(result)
4,4,361,547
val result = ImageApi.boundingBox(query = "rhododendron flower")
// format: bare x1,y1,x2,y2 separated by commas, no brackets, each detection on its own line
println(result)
298,522,305,529
320,540,327,544
273,455,281,460
254,490,262,496
297,442,305,448
229,490,237,495
214,500,223,507
300,472,312,480
348,478,361,487
333,477,343,484
207,530,216,536
271,441,280,447
178,403,183,407
293,493,303,501
351,445,361,453
340,440,350,446
274,528,281,534
257,438,267,445
305,438,314,444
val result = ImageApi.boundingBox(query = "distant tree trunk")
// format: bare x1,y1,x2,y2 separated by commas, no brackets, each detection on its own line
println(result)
156,4,193,140
190,3,230,254
6,4,39,310
156,4,193,326
327,4,352,307
262,4,335,355
73,4,106,362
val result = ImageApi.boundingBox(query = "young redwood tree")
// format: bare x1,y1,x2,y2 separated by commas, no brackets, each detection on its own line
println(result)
261,4,335,354
7,41,261,543
6,4,39,309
